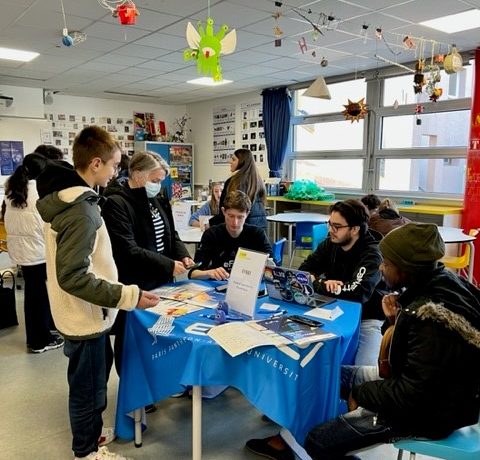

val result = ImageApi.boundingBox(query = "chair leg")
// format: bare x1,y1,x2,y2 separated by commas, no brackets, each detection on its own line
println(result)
289,248,296,267
396,448,403,460
409,452,416,460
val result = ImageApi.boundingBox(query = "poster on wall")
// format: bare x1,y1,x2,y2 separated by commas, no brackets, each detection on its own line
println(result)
0,141,24,176
213,105,235,165
240,101,266,164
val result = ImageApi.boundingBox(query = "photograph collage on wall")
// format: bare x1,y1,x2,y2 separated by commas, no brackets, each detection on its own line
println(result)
213,105,235,165
46,113,135,158
240,101,266,164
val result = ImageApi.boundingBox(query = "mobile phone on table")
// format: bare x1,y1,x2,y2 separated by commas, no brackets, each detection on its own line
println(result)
288,315,324,328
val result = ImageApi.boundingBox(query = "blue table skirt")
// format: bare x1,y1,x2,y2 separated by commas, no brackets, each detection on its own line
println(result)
115,281,361,445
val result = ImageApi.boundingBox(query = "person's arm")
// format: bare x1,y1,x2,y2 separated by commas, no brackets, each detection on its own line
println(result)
333,249,382,303
189,202,211,227
188,228,228,280
353,312,450,417
54,210,139,310
102,196,176,277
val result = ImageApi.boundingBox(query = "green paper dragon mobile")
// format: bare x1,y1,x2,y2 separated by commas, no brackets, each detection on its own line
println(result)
184,17,237,81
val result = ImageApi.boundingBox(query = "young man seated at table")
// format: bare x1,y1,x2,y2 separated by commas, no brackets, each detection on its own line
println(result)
299,199,384,366
247,223,480,460
189,190,272,280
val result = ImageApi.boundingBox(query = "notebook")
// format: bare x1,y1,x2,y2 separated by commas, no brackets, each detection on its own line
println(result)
264,266,336,308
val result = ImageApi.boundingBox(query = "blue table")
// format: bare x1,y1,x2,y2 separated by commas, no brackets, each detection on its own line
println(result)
115,281,361,459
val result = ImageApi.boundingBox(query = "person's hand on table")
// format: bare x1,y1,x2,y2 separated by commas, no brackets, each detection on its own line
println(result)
136,290,160,309
173,260,187,276
323,279,343,295
208,267,229,281
182,257,195,268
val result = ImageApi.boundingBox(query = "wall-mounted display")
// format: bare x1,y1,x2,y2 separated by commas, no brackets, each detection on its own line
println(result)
213,105,235,164
240,101,266,163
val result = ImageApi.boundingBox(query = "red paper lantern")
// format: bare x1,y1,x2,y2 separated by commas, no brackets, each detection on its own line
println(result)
117,3,138,25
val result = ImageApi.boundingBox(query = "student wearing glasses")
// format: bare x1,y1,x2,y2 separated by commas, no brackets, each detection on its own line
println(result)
298,199,384,366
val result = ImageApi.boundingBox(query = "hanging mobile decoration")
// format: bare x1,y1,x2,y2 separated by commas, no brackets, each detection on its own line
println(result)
425,42,442,102
443,45,463,74
98,0,139,25
403,36,415,49
59,0,87,47
360,24,369,44
272,10,283,47
184,9,237,82
298,37,308,53
415,103,424,125
342,98,369,123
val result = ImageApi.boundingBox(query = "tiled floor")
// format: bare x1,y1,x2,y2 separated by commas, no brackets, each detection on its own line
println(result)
0,252,437,460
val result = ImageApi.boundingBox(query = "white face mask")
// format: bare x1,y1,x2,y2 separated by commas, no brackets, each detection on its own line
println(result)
145,181,161,198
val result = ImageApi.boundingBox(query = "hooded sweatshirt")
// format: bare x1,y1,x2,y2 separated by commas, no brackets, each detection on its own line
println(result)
24,154,139,339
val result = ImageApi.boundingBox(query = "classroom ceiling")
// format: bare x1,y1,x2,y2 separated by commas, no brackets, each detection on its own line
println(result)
1,0,480,105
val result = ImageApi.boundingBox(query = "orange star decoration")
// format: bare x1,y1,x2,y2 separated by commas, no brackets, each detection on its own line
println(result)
342,98,369,123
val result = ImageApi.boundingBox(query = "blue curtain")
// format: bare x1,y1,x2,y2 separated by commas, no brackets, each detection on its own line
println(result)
262,87,292,177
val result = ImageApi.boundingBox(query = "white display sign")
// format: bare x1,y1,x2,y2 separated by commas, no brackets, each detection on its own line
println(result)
226,248,268,319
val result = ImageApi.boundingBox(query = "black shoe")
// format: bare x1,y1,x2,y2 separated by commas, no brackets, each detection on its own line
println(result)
245,436,294,460
145,404,157,414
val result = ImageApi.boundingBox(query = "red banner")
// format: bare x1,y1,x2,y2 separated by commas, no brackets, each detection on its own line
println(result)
462,48,480,283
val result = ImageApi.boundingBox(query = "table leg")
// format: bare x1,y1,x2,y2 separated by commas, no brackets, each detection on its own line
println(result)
192,385,202,460
134,408,143,447
287,224,293,263
467,241,475,283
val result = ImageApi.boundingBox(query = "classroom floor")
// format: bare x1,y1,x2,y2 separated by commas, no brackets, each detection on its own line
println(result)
0,252,436,460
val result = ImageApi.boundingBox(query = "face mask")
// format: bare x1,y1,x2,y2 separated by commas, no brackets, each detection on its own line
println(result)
145,181,161,198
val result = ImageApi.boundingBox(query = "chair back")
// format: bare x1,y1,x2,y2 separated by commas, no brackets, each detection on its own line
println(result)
442,228,479,270
312,223,328,251
272,237,287,266
294,221,318,250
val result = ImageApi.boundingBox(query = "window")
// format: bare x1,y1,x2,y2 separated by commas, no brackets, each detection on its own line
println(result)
294,159,364,189
289,64,471,199
381,111,470,148
377,157,466,194
294,120,364,151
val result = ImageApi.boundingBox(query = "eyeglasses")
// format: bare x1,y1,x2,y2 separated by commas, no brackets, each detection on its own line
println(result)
327,220,350,232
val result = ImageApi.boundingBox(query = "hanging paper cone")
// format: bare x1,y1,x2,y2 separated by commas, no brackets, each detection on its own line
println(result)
117,4,138,25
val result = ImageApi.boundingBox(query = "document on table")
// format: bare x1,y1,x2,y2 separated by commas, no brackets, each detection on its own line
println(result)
208,321,289,357
305,305,344,321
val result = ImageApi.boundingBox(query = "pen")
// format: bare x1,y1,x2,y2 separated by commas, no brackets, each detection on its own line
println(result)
270,310,287,318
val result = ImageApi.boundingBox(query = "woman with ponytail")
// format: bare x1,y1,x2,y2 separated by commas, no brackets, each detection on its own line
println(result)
2,162,63,353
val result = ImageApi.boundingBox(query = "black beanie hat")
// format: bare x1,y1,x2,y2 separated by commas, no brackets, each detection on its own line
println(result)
379,223,445,273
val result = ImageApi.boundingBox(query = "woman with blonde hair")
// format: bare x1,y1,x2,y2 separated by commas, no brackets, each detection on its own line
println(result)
209,148,267,230
189,181,223,227
102,151,194,374
368,198,411,236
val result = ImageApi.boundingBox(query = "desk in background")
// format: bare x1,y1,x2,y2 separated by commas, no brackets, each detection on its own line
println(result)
267,212,329,261
266,197,463,227
115,282,361,459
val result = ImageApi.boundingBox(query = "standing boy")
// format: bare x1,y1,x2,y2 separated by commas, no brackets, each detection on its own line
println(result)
25,126,159,460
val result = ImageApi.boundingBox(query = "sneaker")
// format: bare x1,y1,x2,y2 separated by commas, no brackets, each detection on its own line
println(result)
74,446,133,460
98,426,116,446
29,336,64,354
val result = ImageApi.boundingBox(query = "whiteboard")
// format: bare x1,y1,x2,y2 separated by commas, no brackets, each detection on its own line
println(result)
0,117,50,187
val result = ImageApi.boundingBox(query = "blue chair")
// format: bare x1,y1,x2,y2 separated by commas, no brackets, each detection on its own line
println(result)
289,221,318,267
312,223,328,251
394,420,480,460
272,237,287,266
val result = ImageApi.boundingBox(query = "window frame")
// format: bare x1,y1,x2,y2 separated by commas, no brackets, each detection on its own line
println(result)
288,63,472,202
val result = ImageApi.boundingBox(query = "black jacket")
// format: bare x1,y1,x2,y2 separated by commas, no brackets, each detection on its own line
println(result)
209,177,267,230
299,229,382,317
193,223,272,272
354,267,480,438
102,178,190,290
